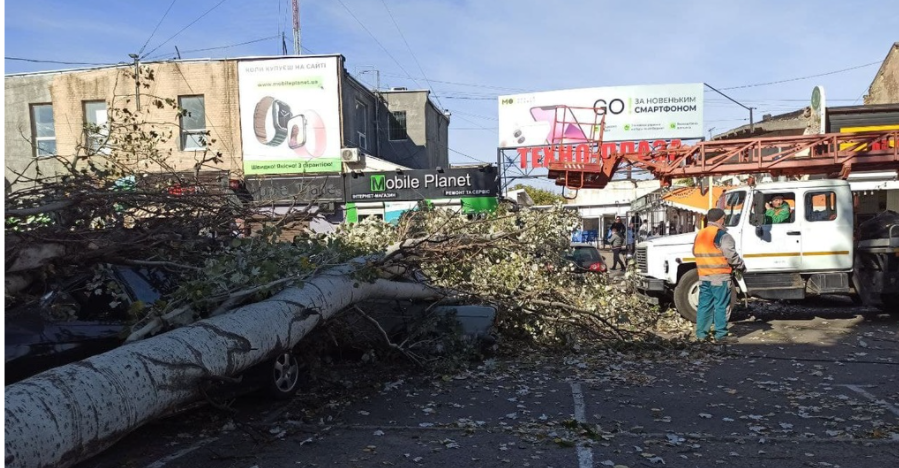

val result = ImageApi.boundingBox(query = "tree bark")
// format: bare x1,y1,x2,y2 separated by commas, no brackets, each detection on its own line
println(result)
4,273,438,468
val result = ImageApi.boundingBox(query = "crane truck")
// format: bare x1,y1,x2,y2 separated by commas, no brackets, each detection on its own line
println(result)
546,128,899,320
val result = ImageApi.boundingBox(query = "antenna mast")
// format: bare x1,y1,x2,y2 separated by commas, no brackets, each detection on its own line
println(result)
292,0,301,55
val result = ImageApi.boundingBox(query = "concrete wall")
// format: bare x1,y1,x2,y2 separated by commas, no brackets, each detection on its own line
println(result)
5,60,242,188
378,90,428,169
5,73,54,186
425,99,449,169
341,75,379,154
865,43,899,105
375,90,446,170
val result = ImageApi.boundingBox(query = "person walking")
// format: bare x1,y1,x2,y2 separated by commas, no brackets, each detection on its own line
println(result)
609,227,626,271
610,216,625,238
692,208,746,342
626,222,636,255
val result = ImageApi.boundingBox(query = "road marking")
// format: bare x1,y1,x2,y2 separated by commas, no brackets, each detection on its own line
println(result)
144,437,219,468
570,382,593,468
842,385,899,418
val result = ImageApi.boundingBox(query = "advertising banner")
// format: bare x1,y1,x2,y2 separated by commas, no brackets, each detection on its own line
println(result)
498,83,704,148
238,57,342,175
345,167,499,202
244,175,345,203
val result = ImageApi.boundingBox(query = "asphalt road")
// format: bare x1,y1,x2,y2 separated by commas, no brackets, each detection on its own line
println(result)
78,297,899,468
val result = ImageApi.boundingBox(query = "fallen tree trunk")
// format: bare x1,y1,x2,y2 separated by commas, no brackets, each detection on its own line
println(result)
4,272,438,468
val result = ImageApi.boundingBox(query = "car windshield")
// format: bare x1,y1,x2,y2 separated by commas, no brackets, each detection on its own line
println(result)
568,246,602,267
719,191,746,227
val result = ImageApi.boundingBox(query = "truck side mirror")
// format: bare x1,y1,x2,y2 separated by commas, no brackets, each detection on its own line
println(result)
750,191,767,227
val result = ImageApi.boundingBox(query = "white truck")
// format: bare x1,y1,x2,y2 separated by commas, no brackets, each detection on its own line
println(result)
635,179,899,321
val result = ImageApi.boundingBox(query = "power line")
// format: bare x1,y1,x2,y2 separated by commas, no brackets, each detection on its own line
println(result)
334,0,426,90
449,148,491,165
720,60,882,91
451,110,497,121
379,0,444,111
142,0,229,59
139,0,178,56
379,72,534,92
5,57,118,66
146,35,281,60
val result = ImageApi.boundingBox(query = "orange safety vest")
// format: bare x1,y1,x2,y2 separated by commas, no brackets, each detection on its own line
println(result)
693,226,732,277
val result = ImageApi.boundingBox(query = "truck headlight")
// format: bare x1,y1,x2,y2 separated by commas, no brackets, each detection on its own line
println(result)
664,260,669,274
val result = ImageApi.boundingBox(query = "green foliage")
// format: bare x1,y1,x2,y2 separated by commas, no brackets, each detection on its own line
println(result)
511,184,565,205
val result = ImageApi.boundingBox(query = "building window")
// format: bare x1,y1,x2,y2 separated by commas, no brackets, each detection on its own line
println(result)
354,100,368,150
388,110,407,141
805,191,838,222
30,103,56,157
179,95,207,150
83,100,109,154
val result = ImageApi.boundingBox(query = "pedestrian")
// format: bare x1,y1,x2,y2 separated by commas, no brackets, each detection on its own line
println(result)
610,216,625,238
609,227,626,271
626,222,635,255
692,208,745,342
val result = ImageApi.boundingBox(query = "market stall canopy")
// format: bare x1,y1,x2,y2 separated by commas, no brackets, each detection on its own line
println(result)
661,186,732,214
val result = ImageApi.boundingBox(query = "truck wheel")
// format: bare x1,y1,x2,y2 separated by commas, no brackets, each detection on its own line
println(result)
673,269,736,324
674,269,700,323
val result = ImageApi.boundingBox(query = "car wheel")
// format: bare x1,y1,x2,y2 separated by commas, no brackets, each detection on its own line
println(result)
264,351,301,400
673,269,736,324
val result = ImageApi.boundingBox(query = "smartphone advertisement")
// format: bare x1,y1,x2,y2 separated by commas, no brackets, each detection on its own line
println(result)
497,83,704,148
238,56,343,175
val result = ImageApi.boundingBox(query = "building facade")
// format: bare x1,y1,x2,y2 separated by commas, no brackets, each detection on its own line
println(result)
865,42,899,105
5,60,242,187
5,55,450,199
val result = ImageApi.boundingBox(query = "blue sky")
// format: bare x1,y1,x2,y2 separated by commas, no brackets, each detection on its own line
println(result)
5,0,898,191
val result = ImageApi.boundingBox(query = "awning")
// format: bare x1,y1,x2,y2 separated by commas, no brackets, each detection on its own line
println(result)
661,186,731,214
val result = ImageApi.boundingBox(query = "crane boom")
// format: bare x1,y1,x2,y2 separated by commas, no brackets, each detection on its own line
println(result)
547,130,899,189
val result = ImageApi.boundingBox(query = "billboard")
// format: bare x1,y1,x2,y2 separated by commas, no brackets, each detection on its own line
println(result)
498,83,704,148
238,57,342,175
345,167,499,202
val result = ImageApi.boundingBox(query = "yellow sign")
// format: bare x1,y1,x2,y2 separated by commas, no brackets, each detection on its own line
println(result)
839,124,899,151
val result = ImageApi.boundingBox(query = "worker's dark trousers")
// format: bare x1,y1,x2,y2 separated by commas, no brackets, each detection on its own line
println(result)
695,280,731,339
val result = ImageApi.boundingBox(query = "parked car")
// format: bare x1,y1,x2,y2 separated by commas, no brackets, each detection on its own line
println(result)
4,266,303,399
566,242,608,273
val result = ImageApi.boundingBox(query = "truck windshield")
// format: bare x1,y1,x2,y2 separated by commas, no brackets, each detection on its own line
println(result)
718,191,746,227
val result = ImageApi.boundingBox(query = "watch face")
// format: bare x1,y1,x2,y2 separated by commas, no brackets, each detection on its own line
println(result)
287,114,307,148
273,101,292,129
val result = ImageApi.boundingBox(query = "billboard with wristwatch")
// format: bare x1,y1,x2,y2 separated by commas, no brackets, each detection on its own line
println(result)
238,57,342,175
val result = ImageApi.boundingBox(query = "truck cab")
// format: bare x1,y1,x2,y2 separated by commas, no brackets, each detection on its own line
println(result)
636,179,856,321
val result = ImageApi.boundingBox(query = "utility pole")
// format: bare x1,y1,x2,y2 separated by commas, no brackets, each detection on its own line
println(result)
704,83,755,133
292,0,301,55
129,53,141,111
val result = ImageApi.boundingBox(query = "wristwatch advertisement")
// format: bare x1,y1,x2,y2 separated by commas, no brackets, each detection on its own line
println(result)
239,56,342,175
251,96,330,164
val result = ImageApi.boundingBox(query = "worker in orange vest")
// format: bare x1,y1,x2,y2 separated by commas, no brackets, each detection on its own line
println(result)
693,208,746,342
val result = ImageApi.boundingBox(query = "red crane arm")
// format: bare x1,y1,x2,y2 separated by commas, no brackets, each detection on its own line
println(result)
547,130,899,189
